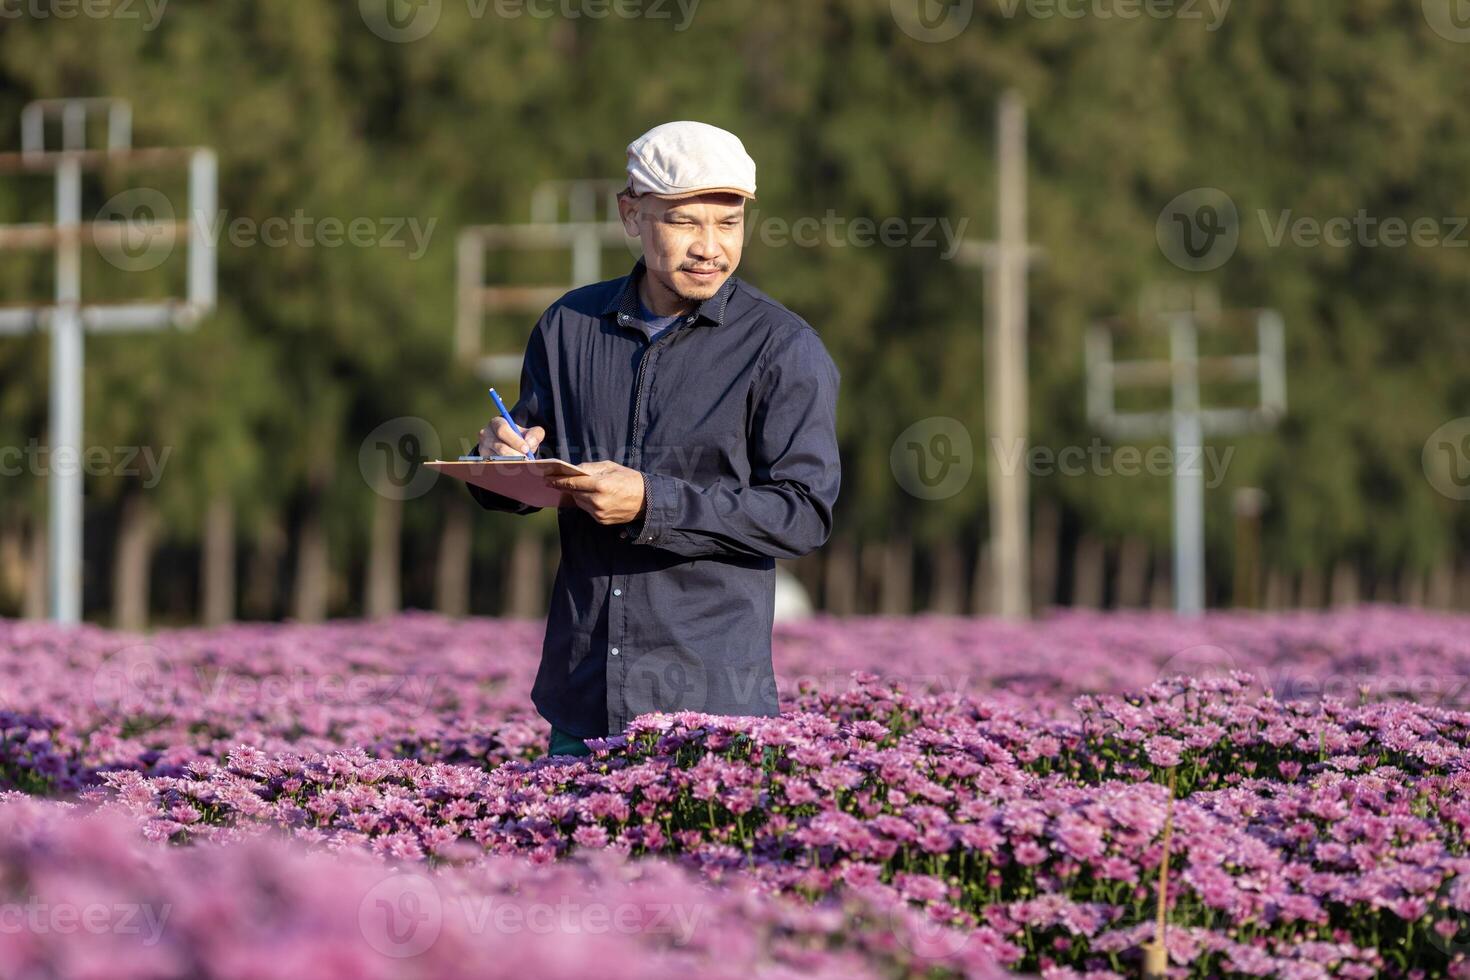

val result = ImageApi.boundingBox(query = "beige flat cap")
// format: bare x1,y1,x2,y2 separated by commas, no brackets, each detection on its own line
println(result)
625,121,757,201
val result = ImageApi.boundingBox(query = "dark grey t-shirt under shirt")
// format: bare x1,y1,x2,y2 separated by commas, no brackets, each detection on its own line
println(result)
634,298,682,342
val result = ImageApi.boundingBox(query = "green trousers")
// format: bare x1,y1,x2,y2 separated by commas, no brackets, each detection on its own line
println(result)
547,726,594,758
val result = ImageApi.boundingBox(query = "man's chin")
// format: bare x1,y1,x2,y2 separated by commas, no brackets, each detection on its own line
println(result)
673,271,730,302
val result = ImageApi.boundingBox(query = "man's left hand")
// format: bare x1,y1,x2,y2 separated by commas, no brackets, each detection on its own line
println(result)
546,460,648,525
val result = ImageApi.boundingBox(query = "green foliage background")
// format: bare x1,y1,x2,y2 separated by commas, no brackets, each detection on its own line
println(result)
0,0,1466,616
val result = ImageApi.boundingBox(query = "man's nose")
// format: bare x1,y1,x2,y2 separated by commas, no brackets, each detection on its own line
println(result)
689,225,719,259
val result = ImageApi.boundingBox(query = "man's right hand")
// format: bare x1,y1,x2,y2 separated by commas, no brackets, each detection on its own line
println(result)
478,417,546,457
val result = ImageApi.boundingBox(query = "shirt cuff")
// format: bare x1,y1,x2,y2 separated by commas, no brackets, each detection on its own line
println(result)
625,471,671,546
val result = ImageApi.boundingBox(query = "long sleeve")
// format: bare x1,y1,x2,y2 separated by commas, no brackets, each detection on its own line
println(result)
629,326,841,559
466,317,557,516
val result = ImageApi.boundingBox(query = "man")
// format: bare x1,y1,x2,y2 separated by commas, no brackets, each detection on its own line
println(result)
470,121,841,759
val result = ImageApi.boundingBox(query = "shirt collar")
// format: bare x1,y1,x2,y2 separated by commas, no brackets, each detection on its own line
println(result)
601,257,736,327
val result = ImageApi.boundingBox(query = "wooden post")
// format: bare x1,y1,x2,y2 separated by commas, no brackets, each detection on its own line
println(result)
927,538,966,614
1073,535,1105,609
956,91,1040,620
986,90,1031,620
200,495,236,626
434,496,472,617
1232,488,1266,609
24,520,47,620
1116,536,1150,608
1030,499,1060,612
505,530,544,618
112,494,158,632
1142,767,1179,979
292,506,329,623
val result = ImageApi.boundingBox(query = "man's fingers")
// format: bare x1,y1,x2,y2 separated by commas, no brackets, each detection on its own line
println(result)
490,417,531,454
549,474,602,493
482,419,549,456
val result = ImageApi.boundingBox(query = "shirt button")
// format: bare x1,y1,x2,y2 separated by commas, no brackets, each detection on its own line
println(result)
619,530,629,539
613,588,622,596
610,647,620,656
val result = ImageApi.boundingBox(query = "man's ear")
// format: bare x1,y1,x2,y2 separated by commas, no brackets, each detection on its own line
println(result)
617,193,643,238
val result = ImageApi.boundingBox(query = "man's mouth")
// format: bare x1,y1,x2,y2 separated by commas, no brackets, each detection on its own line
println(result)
682,266,724,279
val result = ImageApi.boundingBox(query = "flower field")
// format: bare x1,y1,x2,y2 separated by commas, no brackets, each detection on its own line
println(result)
2,608,1470,978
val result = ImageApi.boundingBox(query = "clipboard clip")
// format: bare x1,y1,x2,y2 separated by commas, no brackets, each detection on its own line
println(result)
458,455,536,461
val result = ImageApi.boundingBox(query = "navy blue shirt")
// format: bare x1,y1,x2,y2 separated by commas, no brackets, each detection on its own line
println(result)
466,259,842,738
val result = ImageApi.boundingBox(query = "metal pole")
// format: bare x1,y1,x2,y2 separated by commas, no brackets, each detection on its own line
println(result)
50,155,83,625
571,228,600,286
986,89,1030,619
188,149,218,312
1170,314,1204,616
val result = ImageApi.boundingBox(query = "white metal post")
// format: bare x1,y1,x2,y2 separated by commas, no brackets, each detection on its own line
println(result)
50,155,83,624
188,149,218,313
0,99,217,625
1086,300,1285,618
1169,315,1204,617
457,179,629,381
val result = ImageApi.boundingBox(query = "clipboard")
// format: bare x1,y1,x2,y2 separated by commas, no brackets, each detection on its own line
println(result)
425,456,591,509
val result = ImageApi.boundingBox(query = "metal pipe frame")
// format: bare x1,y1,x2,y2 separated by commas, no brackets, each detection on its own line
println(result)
0,100,217,625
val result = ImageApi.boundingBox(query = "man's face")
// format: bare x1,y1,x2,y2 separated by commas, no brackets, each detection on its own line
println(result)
619,191,746,307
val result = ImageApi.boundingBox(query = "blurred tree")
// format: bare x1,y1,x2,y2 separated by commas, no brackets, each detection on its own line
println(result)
0,0,1464,621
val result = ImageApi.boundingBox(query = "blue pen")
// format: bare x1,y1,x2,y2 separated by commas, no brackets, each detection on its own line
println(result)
488,388,535,459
